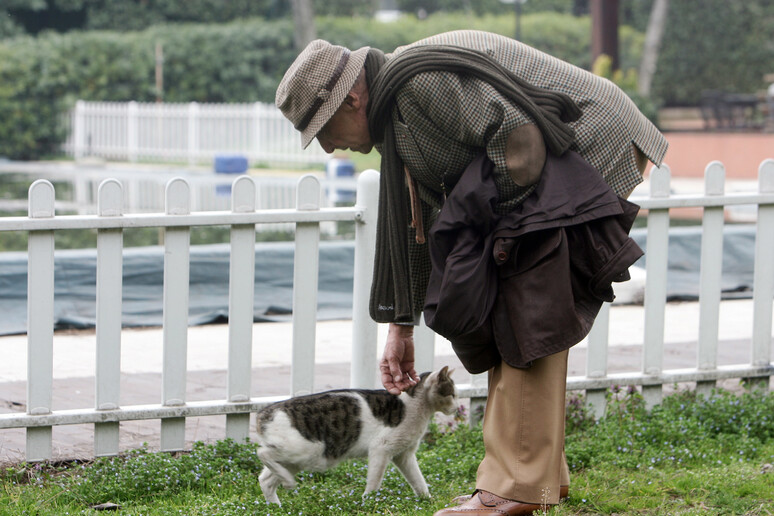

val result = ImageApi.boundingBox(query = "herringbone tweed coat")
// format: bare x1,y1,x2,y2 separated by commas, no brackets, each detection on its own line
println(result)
378,30,669,318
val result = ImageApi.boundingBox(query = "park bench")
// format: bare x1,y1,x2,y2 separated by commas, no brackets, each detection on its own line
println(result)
700,90,763,131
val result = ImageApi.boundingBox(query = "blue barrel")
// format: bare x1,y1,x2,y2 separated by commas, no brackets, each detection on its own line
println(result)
214,154,248,196
325,158,356,204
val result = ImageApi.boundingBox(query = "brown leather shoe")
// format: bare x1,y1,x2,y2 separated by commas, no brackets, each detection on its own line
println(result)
452,485,569,506
433,490,545,516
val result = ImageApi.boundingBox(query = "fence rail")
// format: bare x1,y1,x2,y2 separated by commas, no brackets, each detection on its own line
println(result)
0,160,358,234
0,159,773,462
62,100,330,167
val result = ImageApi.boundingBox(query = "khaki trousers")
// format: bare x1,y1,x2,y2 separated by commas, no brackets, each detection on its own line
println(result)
476,349,570,505
474,144,648,504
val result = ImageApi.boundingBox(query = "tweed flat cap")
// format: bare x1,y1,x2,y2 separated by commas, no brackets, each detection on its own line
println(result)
276,40,370,149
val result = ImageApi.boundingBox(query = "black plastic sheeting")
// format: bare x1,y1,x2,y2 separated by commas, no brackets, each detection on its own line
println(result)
0,225,759,336
0,241,356,336
629,224,756,300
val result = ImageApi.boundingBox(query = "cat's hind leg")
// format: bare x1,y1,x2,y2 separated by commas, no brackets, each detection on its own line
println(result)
258,466,282,505
393,450,430,497
257,448,298,491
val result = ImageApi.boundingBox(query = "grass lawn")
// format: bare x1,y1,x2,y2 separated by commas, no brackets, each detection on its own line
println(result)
2,387,773,515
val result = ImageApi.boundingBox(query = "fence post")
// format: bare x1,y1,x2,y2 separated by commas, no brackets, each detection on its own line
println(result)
226,176,257,441
696,162,725,397
586,302,610,420
26,180,56,462
73,100,86,160
252,102,262,164
469,372,488,427
351,170,380,389
291,175,320,396
161,178,191,452
127,101,138,163
642,164,671,409
95,179,124,456
749,159,774,390
413,318,436,375
187,102,199,166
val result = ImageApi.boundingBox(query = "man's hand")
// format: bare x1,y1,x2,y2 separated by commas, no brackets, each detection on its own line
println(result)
380,323,418,395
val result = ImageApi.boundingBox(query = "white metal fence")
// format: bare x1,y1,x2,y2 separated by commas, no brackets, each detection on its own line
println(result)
61,100,330,167
0,159,773,462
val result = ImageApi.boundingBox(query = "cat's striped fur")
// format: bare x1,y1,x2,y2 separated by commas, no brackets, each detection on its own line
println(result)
255,366,458,504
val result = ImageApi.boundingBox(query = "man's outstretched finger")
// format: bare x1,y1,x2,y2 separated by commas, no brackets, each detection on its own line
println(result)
389,361,403,385
380,361,401,395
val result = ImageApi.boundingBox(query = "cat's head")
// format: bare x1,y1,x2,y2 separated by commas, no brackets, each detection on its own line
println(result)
411,366,458,415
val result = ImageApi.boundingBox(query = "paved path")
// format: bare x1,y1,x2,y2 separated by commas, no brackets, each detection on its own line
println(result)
1,299,772,464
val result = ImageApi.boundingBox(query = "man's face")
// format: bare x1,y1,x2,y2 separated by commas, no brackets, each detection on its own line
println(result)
316,94,373,154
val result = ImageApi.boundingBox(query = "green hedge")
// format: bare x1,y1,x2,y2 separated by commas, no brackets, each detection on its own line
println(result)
0,18,298,159
316,12,643,71
0,36,69,159
651,0,774,106
4,6,771,160
5,12,635,160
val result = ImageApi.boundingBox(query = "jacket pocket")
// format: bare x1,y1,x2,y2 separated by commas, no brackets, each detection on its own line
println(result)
495,228,563,279
492,228,587,367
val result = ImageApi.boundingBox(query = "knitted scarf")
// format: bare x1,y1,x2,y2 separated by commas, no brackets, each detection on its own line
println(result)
365,45,582,324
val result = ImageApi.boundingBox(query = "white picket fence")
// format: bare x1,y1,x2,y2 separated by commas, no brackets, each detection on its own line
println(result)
61,100,330,166
0,160,358,234
0,160,773,463
0,171,380,462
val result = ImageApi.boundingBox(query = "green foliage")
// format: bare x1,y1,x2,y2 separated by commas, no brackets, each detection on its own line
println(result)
0,18,298,159
145,20,296,103
396,0,575,17
2,0,389,34
2,3,772,160
2,388,774,514
565,393,596,434
618,0,654,33
57,439,262,504
519,12,593,66
2,0,290,34
592,54,659,126
0,11,24,39
0,10,643,161
652,0,774,106
0,38,69,159
316,11,626,67
566,386,774,472
316,0,381,17
0,17,299,106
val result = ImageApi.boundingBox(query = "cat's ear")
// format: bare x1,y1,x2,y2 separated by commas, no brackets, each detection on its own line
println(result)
438,366,455,381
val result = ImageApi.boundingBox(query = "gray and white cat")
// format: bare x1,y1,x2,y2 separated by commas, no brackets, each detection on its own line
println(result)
255,366,458,505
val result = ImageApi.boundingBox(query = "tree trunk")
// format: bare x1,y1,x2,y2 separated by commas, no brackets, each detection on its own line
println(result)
291,0,316,52
591,0,620,71
638,0,669,97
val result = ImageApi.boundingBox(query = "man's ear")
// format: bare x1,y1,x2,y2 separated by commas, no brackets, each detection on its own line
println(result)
343,91,361,111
